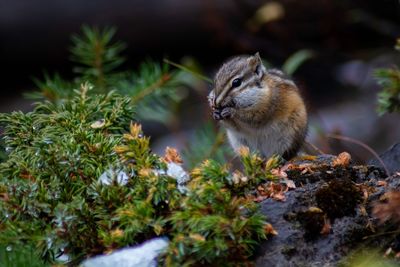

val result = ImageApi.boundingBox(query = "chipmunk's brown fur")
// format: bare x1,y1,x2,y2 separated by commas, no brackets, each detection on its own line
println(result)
208,53,307,160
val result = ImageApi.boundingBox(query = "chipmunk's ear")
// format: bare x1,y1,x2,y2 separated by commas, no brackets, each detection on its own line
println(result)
248,52,265,78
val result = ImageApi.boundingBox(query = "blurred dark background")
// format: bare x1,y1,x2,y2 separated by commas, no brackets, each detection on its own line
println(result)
1,0,400,162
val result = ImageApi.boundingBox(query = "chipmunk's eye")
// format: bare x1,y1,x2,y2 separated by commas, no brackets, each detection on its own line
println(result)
231,78,242,88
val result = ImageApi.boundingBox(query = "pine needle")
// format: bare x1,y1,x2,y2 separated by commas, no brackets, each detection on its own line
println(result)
163,59,213,84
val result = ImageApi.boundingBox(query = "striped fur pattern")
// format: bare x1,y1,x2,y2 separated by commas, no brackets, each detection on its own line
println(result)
209,53,308,160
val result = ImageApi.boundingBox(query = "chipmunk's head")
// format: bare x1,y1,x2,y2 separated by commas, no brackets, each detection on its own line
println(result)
208,52,267,121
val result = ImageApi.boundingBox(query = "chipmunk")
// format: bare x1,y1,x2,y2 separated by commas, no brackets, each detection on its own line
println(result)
208,53,308,160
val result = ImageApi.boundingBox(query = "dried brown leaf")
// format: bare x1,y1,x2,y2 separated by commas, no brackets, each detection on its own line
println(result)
110,228,124,239
0,193,9,202
138,168,153,177
189,233,206,242
271,168,288,179
373,191,400,224
272,192,286,201
254,195,268,202
332,152,351,167
282,179,296,189
264,223,278,235
114,145,129,154
359,205,368,216
163,147,183,163
320,218,331,235
237,146,250,157
377,180,387,187
363,189,369,201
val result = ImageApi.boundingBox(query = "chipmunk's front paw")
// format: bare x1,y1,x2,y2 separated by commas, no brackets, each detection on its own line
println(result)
212,110,222,120
221,107,234,119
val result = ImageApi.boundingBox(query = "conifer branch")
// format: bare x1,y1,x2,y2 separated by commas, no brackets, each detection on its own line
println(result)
131,73,171,104
164,59,213,83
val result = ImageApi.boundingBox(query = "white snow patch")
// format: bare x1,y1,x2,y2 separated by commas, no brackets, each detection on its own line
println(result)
82,237,169,267
99,169,129,186
153,162,190,193
166,162,190,185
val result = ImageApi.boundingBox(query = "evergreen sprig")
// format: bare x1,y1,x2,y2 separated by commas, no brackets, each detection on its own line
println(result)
115,61,187,123
0,86,272,266
374,39,400,115
182,122,233,169
163,159,267,267
70,25,126,91
375,67,400,115
0,84,136,263
28,26,187,125
24,73,74,102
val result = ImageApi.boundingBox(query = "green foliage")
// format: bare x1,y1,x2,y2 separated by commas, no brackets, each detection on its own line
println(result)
282,49,314,76
0,85,135,263
0,25,280,266
0,138,6,162
25,73,74,103
0,244,49,267
341,249,398,267
70,25,126,91
375,67,400,115
182,122,233,169
119,60,186,123
374,39,400,115
163,160,267,266
0,85,272,266
27,26,187,125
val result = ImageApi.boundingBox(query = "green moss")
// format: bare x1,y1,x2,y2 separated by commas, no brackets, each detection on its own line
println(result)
0,244,49,267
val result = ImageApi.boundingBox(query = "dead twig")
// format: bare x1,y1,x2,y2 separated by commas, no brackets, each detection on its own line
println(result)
304,140,325,155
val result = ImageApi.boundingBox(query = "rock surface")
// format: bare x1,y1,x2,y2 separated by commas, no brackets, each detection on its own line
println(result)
369,143,400,175
255,154,400,267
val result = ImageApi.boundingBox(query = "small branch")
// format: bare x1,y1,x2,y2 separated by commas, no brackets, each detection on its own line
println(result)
363,229,400,240
163,59,213,84
327,134,390,177
131,74,171,104
304,141,325,155
93,40,106,91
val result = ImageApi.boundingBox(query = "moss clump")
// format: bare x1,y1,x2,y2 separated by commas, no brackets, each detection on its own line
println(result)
315,179,362,221
297,207,326,240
